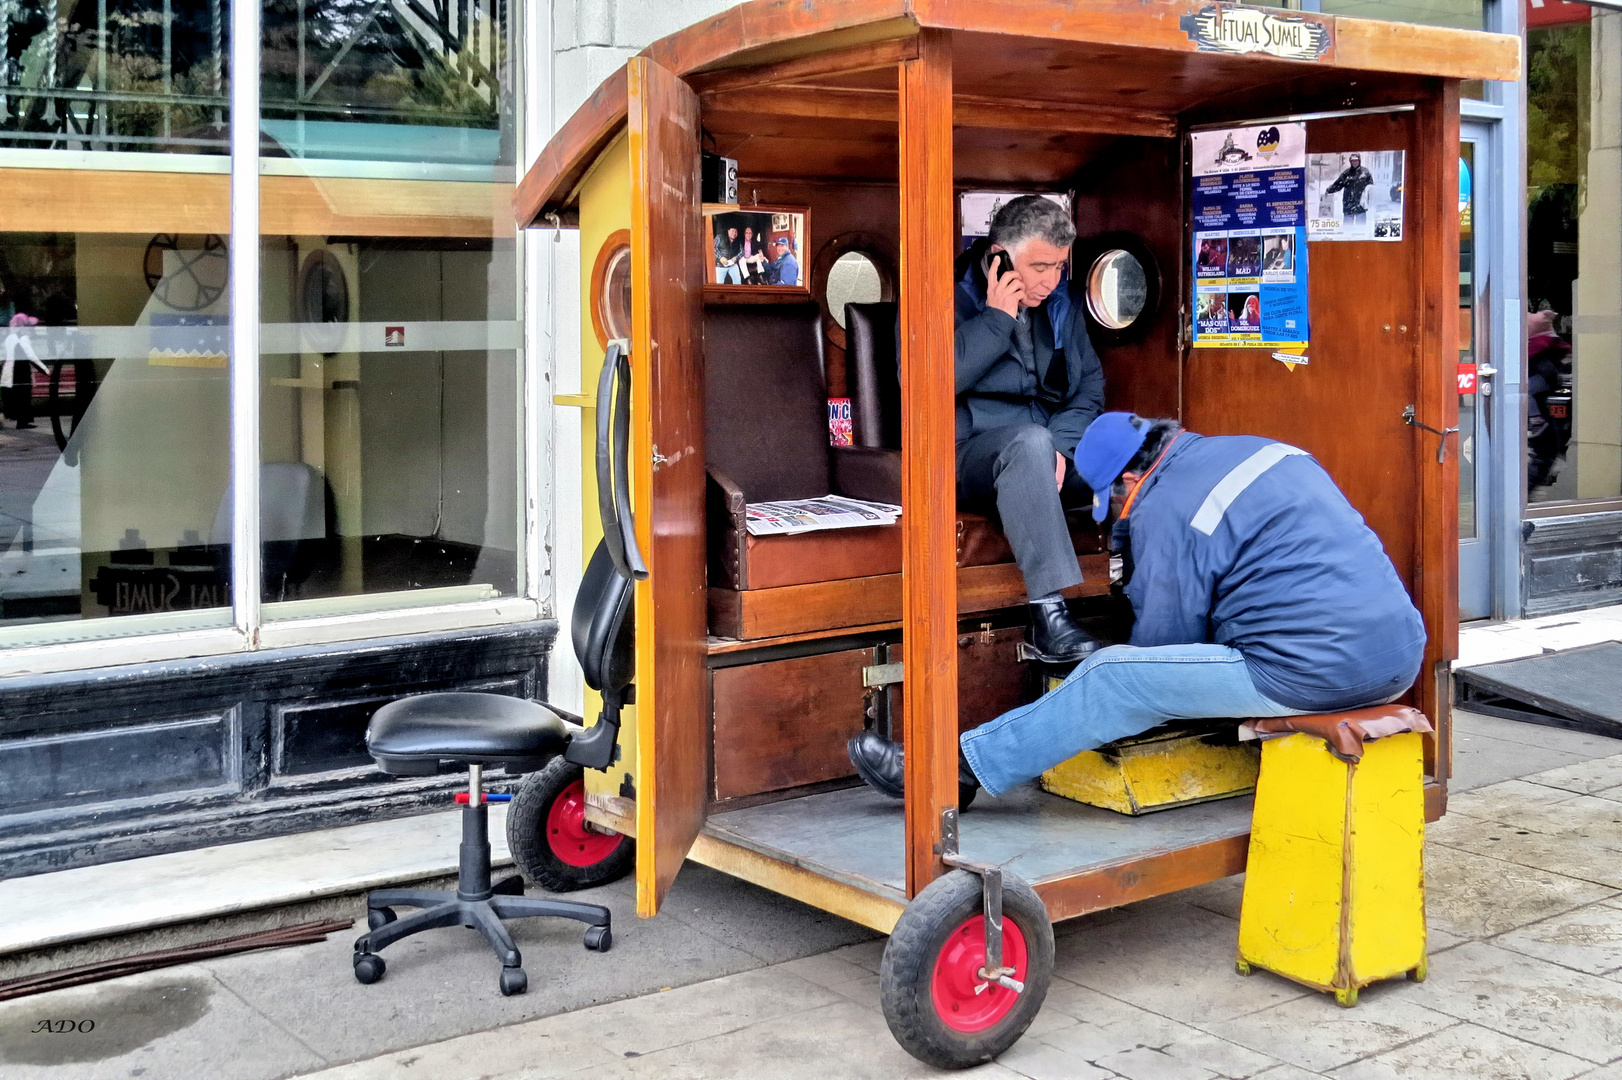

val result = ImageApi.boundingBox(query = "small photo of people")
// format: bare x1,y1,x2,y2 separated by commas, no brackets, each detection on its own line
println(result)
1227,291,1261,332
1196,236,1229,277
709,209,807,289
1262,233,1294,273
1196,292,1228,332
1227,235,1261,278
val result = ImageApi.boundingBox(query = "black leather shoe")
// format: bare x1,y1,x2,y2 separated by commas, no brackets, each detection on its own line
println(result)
1026,600,1101,664
847,732,980,809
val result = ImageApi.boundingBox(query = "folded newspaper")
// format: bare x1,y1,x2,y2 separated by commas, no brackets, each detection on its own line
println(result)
744,495,903,537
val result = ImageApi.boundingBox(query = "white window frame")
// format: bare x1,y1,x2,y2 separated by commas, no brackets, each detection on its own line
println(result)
0,0,552,677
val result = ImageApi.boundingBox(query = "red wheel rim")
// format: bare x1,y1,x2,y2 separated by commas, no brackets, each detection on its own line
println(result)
930,916,1029,1033
546,779,625,867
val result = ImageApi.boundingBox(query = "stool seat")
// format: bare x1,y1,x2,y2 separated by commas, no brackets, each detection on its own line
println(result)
367,693,576,775
1242,705,1431,763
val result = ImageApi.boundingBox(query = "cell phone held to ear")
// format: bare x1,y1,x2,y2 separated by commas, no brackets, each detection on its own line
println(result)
985,250,1015,283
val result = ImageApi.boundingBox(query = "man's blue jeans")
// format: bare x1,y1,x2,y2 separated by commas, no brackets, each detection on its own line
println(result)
959,643,1310,797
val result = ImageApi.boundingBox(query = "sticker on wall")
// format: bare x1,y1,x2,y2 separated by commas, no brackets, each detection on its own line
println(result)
385,326,405,347
1189,123,1310,351
1306,150,1406,241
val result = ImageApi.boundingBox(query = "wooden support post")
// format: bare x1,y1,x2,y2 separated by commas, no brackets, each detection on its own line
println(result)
898,28,957,898
1413,79,1461,786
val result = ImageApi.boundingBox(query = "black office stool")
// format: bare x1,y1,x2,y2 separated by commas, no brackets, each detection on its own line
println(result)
353,538,635,996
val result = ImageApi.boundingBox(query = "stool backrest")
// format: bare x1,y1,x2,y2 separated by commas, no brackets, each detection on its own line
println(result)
572,538,634,694
845,301,901,451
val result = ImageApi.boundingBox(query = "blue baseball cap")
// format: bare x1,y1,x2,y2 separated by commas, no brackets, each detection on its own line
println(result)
1076,412,1148,522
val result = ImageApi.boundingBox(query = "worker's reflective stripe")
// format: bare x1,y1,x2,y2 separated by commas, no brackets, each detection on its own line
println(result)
1189,445,1309,536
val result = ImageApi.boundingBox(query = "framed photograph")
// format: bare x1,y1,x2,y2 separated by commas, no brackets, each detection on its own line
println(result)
706,206,810,300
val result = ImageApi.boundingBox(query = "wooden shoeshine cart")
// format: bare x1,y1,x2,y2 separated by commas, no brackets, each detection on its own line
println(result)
516,1,1518,1065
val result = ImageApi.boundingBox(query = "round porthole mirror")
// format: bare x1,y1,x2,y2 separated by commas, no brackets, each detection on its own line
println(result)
591,230,633,348
824,251,883,328
1075,233,1162,345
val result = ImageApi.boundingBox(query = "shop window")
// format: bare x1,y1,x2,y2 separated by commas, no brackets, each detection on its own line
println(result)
0,0,232,155
0,230,233,633
1316,0,1485,31
1526,8,1622,504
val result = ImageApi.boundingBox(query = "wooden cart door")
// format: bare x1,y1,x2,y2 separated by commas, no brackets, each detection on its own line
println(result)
1182,94,1460,793
626,57,707,917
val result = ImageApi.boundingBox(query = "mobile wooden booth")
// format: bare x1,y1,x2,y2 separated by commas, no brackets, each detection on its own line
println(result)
514,1,1519,1066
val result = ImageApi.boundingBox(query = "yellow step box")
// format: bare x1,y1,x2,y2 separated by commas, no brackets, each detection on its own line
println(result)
1237,730,1428,1006
1040,728,1261,816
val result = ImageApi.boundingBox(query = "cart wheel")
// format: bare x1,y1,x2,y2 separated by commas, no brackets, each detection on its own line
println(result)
880,869,1054,1070
508,757,634,892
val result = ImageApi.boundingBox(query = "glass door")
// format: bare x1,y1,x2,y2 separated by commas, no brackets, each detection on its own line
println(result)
1458,127,1494,621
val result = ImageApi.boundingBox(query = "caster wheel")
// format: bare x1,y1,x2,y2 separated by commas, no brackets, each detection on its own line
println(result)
367,907,397,931
353,953,386,985
508,758,634,892
880,869,1054,1070
500,967,528,997
584,925,613,953
1235,960,1253,977
1335,986,1359,1008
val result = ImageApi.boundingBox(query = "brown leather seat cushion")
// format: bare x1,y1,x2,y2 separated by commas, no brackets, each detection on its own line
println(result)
740,511,1105,591
1244,705,1432,764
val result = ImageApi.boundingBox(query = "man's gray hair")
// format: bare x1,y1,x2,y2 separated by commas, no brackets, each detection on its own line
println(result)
988,195,1077,254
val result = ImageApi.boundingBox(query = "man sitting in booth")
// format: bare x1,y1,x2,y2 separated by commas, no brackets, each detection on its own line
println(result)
849,412,1426,804
954,194,1105,664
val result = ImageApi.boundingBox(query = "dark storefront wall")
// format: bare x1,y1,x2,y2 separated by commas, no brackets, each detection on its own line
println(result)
0,621,554,878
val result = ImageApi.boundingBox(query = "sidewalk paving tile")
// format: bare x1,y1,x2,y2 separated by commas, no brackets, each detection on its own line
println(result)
543,998,1025,1080
1328,1021,1590,1080
1035,979,1212,1060
0,965,326,1080
1151,1033,1281,1078
994,1037,1116,1080
773,951,873,989
1443,779,1584,820
1455,714,1622,759
1422,844,1617,938
1383,941,1622,1063
285,1022,618,1080
1520,756,1622,797
1196,993,1456,1073
1431,798,1622,890
1494,900,1622,975
1097,1045,1219,1080
1052,903,1312,1024
1251,1068,1331,1080
1448,732,1595,792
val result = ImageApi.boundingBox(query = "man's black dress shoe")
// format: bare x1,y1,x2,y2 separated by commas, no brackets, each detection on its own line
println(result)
1026,599,1102,664
847,731,980,809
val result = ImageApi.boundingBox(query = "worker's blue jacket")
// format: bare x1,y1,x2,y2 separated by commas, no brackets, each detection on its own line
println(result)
1120,432,1426,712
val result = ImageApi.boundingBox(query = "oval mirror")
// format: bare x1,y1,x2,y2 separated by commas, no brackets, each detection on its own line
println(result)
598,243,632,343
824,251,883,328
1085,248,1148,331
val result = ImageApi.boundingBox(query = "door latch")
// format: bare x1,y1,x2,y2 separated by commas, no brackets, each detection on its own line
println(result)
1403,405,1459,464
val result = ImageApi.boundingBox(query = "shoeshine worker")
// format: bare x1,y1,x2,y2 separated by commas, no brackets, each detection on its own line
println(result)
849,412,1426,803
954,195,1106,665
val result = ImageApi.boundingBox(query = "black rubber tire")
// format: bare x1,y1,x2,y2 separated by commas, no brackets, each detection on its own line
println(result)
880,869,1054,1070
584,925,613,953
367,907,396,931
499,966,528,997
353,953,386,985
507,757,635,892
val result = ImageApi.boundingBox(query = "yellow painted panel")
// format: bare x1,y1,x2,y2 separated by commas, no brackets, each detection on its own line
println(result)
1348,733,1427,982
575,134,637,807
1041,731,1258,815
1238,734,1348,989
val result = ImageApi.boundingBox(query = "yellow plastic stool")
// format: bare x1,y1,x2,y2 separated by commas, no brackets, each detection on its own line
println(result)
1236,730,1428,1006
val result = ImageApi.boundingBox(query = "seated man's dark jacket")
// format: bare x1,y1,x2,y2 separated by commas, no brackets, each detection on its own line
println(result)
954,265,1105,458
1120,433,1426,712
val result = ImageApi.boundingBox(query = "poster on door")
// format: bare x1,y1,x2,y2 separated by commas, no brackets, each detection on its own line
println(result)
1189,122,1311,350
1306,150,1405,241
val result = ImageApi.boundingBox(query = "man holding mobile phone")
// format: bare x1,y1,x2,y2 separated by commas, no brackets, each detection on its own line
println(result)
952,194,1106,663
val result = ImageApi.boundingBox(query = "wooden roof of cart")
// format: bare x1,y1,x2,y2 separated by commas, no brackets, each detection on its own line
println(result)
516,0,1521,226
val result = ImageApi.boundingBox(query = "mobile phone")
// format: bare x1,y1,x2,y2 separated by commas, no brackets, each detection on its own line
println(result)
986,250,1015,283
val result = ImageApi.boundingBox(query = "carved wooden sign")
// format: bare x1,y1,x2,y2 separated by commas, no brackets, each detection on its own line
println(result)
1180,5,1333,62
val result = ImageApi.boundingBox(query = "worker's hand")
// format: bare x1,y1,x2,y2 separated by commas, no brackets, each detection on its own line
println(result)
1055,451,1066,492
986,262,1025,319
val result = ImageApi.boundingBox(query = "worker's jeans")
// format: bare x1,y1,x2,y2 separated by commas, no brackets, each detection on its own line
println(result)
959,643,1310,797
